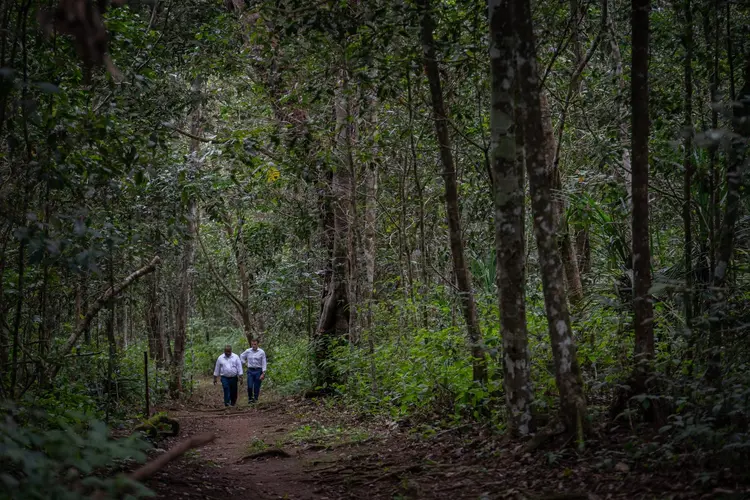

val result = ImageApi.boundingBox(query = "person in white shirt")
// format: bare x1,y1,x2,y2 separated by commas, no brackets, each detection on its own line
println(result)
213,345,243,407
240,339,267,404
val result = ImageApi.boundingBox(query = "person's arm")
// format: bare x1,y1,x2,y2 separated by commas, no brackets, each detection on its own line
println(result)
261,351,267,380
237,355,243,384
213,357,221,385
239,349,248,365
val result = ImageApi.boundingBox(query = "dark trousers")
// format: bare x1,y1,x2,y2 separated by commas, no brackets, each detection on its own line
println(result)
246,368,263,402
220,376,238,406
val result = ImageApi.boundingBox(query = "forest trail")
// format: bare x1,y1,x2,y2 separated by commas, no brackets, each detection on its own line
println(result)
148,401,324,499
140,379,744,500
144,380,412,500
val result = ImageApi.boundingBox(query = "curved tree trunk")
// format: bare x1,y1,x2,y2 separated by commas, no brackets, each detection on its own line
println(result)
418,0,486,383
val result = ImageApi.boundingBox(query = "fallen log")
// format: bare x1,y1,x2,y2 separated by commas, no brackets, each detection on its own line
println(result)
130,432,215,481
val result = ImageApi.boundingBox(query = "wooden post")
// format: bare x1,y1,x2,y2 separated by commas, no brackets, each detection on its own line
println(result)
144,351,150,417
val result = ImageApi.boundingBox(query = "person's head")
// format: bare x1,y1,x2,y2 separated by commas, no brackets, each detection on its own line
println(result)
251,339,259,351
224,345,232,357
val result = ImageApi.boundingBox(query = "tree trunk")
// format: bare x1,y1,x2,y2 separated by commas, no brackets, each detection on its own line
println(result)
315,68,353,388
682,0,694,345
540,93,584,304
418,0,486,383
363,93,378,331
171,76,203,397
489,0,534,436
631,0,654,384
514,0,587,433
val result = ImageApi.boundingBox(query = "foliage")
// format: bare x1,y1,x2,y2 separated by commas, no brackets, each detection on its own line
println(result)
0,404,152,500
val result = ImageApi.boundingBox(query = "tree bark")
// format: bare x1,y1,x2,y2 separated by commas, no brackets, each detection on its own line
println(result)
631,0,654,382
514,0,587,433
315,68,353,388
171,76,203,397
489,0,534,436
418,0,486,383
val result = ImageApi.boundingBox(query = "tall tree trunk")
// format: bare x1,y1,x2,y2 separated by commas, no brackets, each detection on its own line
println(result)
489,0,534,436
171,76,203,397
514,0,587,433
362,93,378,331
315,68,353,388
631,0,654,385
682,0,694,343
418,0,486,383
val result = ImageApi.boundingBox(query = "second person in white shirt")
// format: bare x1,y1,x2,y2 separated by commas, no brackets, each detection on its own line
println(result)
240,339,267,404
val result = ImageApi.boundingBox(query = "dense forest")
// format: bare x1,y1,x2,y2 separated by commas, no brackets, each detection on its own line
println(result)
1,0,750,497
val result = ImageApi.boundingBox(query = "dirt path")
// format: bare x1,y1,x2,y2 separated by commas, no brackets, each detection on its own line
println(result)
145,382,397,500
144,381,750,500
148,404,323,499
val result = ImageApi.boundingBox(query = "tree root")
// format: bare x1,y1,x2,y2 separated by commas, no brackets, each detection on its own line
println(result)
523,419,566,453
238,448,291,461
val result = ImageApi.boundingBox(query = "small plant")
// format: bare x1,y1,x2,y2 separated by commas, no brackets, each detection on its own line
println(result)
246,438,269,454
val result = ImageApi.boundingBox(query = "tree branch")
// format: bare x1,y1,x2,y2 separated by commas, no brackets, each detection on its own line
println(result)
196,224,245,311
163,124,282,163
51,256,161,379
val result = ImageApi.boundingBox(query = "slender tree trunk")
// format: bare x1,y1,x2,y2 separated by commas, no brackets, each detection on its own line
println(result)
418,0,486,383
540,93,584,304
514,0,587,432
171,76,203,397
682,0,694,341
631,0,654,385
489,0,534,436
0,227,10,371
363,94,378,331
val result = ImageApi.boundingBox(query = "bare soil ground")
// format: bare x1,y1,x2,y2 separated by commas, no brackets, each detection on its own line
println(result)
144,380,750,500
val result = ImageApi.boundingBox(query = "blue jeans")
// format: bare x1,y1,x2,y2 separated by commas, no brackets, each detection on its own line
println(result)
246,368,263,402
220,376,238,406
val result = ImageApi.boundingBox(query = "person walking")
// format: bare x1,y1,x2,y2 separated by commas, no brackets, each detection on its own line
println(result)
213,345,243,407
240,339,267,404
